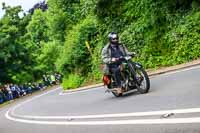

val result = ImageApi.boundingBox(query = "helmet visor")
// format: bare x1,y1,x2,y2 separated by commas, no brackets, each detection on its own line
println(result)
111,34,118,39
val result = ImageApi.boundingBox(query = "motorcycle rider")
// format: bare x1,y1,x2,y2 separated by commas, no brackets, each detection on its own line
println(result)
101,32,132,95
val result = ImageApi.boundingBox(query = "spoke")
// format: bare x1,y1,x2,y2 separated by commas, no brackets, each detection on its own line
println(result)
136,69,146,90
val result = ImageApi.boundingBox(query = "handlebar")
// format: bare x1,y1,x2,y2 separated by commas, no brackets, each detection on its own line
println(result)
111,52,137,63
118,56,132,61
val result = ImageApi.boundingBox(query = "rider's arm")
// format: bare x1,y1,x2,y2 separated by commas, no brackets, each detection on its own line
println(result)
101,45,112,64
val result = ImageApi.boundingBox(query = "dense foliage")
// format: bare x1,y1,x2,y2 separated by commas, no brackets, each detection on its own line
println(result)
0,0,200,89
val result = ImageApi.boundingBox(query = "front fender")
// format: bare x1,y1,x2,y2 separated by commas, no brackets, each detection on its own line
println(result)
134,62,143,69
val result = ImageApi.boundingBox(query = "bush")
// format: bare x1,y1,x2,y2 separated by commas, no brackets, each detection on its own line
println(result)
61,74,84,90
36,41,61,72
89,40,104,82
163,10,200,64
11,71,33,84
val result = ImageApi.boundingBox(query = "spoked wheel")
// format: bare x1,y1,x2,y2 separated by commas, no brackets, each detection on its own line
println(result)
134,66,150,94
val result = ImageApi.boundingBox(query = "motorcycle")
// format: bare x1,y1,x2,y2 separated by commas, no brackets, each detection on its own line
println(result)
103,54,150,97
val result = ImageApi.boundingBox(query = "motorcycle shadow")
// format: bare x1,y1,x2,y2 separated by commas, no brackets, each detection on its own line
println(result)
107,90,140,99
121,87,153,98
121,90,140,97
107,88,152,99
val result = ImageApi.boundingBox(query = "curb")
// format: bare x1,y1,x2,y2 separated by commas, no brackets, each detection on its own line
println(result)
61,83,104,94
61,59,200,94
147,59,200,76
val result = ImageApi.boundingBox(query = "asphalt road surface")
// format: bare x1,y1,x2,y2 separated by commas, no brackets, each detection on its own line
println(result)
1,66,200,133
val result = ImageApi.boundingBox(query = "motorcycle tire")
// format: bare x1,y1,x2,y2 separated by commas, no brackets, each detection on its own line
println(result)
134,66,150,94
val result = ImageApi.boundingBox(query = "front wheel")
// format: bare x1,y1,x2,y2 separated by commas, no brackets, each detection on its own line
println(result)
133,65,150,94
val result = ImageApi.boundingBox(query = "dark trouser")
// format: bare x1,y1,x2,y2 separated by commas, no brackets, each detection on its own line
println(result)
110,65,122,88
0,94,4,104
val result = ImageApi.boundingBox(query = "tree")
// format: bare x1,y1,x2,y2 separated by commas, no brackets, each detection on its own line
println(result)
47,0,83,42
26,9,48,46
0,4,32,83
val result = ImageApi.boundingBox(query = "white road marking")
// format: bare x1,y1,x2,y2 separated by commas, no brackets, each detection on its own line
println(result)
9,108,200,120
5,111,200,125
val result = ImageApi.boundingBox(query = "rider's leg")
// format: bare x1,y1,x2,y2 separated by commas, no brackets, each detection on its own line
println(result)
110,66,123,94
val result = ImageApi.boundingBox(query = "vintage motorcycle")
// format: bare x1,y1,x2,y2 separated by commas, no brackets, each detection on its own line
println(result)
103,54,150,97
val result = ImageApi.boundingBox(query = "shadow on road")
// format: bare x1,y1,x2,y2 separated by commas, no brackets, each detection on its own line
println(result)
122,88,153,98
122,90,140,97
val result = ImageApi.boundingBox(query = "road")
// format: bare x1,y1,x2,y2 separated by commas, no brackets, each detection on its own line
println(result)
0,66,200,133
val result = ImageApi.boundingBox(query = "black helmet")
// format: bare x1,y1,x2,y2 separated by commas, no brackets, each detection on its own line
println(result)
108,32,119,44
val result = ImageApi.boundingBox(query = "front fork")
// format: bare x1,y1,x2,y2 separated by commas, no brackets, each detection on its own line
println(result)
128,62,143,86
